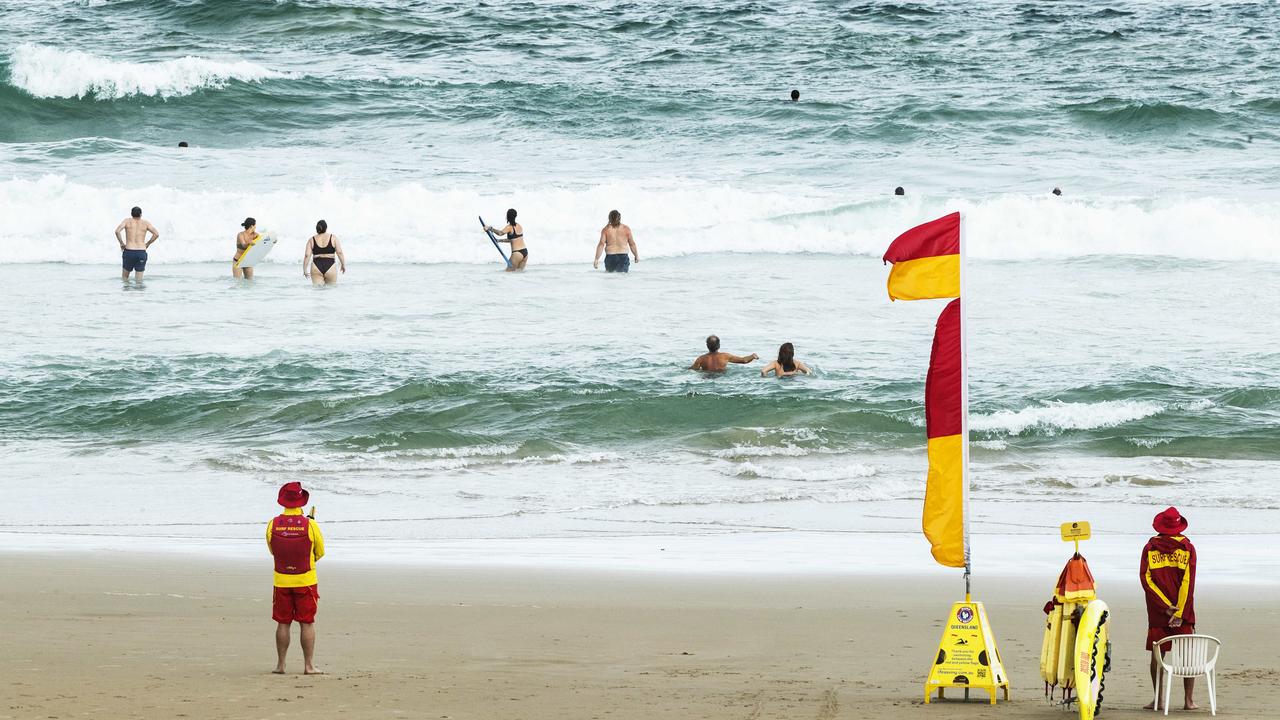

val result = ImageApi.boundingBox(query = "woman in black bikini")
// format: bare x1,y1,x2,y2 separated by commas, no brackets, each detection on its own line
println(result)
302,219,346,285
485,208,528,271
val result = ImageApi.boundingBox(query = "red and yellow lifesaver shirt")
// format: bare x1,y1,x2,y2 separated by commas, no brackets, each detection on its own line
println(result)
1140,533,1196,627
266,508,325,587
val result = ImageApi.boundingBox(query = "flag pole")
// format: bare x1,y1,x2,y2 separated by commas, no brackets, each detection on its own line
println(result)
959,213,971,602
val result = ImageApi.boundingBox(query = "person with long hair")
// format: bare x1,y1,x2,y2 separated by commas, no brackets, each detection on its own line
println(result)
594,209,639,272
302,219,346,285
761,342,811,377
485,208,527,271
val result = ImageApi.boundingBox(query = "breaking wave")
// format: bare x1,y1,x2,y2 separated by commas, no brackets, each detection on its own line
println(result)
6,43,285,99
4,175,1280,264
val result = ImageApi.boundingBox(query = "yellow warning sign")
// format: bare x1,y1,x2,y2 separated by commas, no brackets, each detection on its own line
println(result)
924,601,1011,705
1060,521,1091,542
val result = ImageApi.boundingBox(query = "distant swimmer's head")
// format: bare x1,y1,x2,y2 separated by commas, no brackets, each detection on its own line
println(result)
1052,187,1062,196
790,89,800,101
778,342,796,372
316,219,328,234
608,209,621,227
506,208,518,225
894,186,905,196
706,335,720,353
241,217,256,230
131,206,142,218
178,141,189,148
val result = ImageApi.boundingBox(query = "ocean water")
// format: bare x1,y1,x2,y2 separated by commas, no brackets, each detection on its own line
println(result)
2,1,1278,570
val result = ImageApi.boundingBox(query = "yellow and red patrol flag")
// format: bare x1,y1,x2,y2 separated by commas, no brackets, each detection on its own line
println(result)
923,299,964,567
882,211,960,301
883,212,965,568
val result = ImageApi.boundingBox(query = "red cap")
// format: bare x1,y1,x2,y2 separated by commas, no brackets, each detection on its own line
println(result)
1152,506,1187,535
277,482,310,509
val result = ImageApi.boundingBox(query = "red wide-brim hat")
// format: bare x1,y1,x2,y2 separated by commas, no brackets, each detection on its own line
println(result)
278,482,310,508
1152,506,1187,535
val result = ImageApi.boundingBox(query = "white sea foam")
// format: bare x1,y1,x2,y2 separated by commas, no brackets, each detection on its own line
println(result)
728,462,877,482
3,175,1280,264
970,400,1164,436
8,44,284,99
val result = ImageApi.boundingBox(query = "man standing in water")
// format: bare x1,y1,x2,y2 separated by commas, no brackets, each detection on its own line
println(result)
689,335,757,371
594,209,639,272
1141,506,1198,711
267,482,325,675
114,206,160,281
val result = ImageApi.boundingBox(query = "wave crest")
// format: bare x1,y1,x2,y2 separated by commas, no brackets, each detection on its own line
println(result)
7,44,284,99
5,175,1280,264
971,400,1165,436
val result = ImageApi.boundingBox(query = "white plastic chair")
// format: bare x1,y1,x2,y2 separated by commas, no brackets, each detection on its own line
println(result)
1152,634,1220,716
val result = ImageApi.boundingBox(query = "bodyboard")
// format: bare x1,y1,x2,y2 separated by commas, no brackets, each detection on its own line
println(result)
1040,604,1064,687
235,231,277,268
1074,600,1111,720
478,216,512,268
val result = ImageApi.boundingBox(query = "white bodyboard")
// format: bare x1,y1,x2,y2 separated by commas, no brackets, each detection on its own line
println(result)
235,231,277,268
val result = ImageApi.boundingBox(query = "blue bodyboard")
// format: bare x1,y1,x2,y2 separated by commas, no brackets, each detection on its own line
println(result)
479,216,512,268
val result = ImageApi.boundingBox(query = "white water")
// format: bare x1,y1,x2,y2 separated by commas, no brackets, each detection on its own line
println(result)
4,175,1280,264
8,44,284,99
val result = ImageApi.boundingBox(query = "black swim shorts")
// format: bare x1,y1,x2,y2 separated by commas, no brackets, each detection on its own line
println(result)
122,249,148,272
604,253,630,273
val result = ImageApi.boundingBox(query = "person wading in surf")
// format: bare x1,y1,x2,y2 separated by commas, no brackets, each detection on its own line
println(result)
594,209,639,272
303,219,345,284
689,335,757,372
760,342,811,377
114,206,160,282
1141,506,1198,711
485,208,528,271
234,217,257,280
267,482,325,675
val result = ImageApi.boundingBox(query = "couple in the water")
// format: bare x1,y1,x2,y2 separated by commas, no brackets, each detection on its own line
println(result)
484,208,640,272
689,336,812,377
231,218,347,284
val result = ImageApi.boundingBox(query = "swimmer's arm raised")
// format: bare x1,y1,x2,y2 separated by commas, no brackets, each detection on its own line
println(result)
728,353,758,364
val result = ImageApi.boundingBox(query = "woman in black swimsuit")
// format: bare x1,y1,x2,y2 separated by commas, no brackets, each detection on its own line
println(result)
485,208,528,271
302,219,346,285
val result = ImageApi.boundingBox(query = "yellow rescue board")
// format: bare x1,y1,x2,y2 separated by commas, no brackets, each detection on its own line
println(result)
1074,600,1111,720
1039,604,1063,685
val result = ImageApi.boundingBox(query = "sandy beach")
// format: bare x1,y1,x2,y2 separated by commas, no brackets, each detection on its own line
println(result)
2,552,1275,720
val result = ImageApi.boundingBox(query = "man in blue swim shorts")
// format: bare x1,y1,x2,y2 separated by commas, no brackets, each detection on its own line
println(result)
593,210,639,273
114,206,160,282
